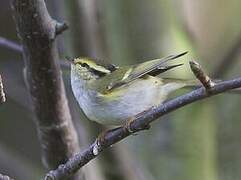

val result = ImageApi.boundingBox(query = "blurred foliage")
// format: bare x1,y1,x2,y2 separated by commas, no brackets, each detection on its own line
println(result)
0,0,241,179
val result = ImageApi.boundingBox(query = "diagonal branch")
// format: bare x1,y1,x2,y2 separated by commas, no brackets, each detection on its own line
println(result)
11,0,82,179
45,75,241,180
0,36,22,53
0,36,69,69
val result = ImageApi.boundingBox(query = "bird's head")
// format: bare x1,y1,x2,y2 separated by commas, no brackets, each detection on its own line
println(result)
69,57,118,81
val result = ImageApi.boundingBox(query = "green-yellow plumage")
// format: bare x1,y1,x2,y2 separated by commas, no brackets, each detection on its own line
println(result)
70,52,197,125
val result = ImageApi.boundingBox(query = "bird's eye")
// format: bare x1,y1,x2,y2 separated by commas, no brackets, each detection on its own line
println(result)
81,63,89,67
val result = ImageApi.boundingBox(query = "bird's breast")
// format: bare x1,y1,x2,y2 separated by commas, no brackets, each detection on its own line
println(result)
71,75,167,125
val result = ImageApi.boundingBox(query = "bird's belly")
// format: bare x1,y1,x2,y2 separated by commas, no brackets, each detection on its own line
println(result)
79,79,165,125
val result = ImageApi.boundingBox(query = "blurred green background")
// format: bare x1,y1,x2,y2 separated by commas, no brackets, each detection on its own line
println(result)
0,0,241,179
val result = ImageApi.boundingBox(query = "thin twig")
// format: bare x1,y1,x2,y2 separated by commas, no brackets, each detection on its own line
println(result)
0,74,6,104
0,36,69,69
55,22,69,36
0,37,22,53
11,0,82,179
190,60,215,91
190,60,241,94
45,75,241,180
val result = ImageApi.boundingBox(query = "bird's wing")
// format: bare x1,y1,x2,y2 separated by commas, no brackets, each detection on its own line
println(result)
106,52,187,91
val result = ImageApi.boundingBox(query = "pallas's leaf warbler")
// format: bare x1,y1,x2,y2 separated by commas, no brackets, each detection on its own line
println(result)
70,52,195,126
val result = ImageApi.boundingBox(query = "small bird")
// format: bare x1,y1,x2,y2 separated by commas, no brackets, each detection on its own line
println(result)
70,52,196,126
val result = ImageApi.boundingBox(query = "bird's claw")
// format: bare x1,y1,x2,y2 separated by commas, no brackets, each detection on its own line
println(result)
124,117,135,133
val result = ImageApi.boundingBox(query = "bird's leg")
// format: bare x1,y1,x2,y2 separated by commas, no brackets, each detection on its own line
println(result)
124,108,153,133
93,126,126,155
96,127,122,146
97,107,154,148
123,117,136,133
124,117,151,134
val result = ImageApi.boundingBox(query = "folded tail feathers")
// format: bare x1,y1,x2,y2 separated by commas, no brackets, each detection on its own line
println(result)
162,78,201,88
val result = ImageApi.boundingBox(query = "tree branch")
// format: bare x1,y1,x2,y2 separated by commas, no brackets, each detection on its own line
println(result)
0,36,69,69
0,74,6,104
45,74,241,179
190,61,215,91
55,22,69,36
0,37,22,53
11,0,82,179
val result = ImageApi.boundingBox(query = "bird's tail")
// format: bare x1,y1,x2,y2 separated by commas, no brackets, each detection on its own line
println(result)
162,78,238,93
162,78,201,89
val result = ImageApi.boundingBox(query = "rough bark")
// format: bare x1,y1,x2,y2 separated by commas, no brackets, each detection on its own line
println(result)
11,0,82,179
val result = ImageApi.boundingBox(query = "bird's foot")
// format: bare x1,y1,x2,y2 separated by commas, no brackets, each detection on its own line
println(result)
96,127,122,146
93,127,122,155
124,108,154,133
123,117,136,133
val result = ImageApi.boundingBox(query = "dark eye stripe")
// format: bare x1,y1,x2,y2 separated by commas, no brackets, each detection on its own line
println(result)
89,68,107,77
79,62,105,77
81,63,89,67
